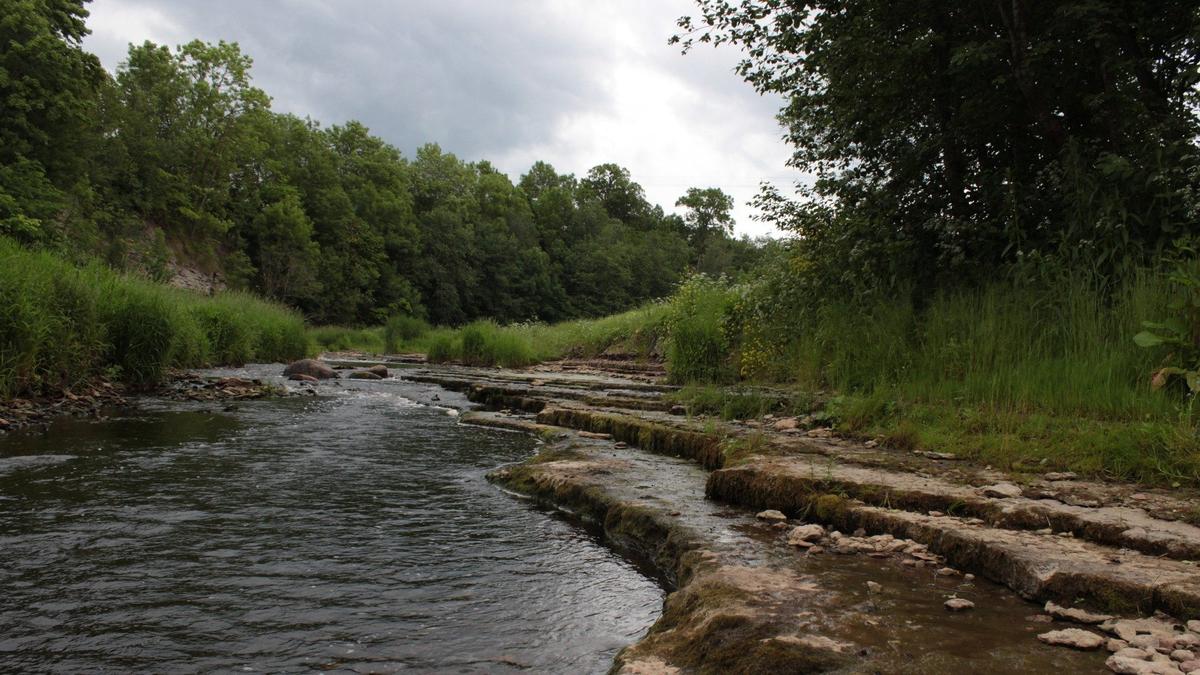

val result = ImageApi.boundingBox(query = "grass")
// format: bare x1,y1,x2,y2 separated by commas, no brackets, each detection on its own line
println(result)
308,302,672,367
0,236,308,396
308,325,385,354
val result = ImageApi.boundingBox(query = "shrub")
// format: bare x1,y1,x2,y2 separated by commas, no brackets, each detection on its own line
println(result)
383,315,430,353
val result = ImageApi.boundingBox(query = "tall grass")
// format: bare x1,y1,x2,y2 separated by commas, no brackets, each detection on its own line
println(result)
0,237,308,397
781,272,1174,420
308,325,385,354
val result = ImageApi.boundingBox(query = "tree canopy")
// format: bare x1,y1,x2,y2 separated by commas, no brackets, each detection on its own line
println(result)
1,0,767,326
676,0,1200,295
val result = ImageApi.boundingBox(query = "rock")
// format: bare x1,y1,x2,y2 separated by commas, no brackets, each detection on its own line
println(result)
979,482,1023,499
1045,600,1115,625
578,431,613,440
866,581,882,593
1114,648,1151,660
1130,635,1160,650
787,524,825,545
756,509,787,523
669,405,687,415
1027,614,1054,623
944,598,975,611
864,440,879,448
919,451,958,460
283,359,338,379
773,417,799,431
807,545,825,554
1188,621,1200,634
1107,654,1187,674
1104,618,1184,643
1109,639,1131,653
1044,471,1078,481
1180,660,1200,674
1173,651,1196,663
935,567,961,577
1176,635,1200,651
348,370,383,380
366,364,388,377
288,374,318,383
1037,628,1105,650
614,442,628,449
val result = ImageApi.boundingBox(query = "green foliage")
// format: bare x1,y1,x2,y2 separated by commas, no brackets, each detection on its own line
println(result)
308,326,384,354
678,1,1200,294
1134,240,1200,395
0,237,307,397
425,334,456,363
383,315,430,353
665,276,737,383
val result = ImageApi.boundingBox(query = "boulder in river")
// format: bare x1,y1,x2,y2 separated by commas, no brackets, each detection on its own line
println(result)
288,374,319,383
366,364,389,378
283,359,338,379
348,371,383,380
787,524,825,545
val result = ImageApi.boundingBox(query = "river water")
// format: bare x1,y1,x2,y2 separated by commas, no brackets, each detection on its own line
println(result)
0,368,663,673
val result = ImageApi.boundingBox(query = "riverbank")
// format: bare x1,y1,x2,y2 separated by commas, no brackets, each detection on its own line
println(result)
390,358,1200,673
309,264,1199,488
0,237,308,400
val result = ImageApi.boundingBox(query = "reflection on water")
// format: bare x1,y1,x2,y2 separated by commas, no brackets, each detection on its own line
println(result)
0,372,662,673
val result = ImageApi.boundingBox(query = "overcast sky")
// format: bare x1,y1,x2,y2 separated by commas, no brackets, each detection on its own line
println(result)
82,1,805,237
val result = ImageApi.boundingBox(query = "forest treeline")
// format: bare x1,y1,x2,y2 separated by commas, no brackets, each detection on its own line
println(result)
1,1,767,327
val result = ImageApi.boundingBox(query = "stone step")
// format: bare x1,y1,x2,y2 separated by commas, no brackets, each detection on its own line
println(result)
706,456,1200,562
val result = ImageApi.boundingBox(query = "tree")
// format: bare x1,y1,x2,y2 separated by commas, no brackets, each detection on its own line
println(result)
0,0,104,242
676,186,735,253
579,163,652,228
676,1,1200,291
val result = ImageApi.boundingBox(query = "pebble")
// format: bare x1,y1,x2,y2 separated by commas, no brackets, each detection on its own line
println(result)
928,511,944,517
866,581,882,593
864,440,879,448
614,442,628,449
1044,471,1078,481
1173,650,1196,663
773,417,800,431
806,545,825,554
935,567,961,577
964,573,975,581
1037,628,1105,650
756,509,787,523
944,598,975,612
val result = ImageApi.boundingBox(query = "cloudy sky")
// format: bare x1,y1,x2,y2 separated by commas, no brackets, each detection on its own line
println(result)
82,1,805,237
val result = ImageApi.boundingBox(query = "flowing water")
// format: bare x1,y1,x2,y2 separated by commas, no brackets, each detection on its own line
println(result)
0,367,662,673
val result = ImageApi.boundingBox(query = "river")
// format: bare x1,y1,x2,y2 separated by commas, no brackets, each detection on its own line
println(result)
0,366,663,673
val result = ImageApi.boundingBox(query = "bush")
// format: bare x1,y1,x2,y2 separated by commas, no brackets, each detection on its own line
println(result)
666,276,737,383
426,334,456,363
383,314,430,352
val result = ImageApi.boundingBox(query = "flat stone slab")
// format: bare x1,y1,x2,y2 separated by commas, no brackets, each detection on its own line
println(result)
709,456,1200,561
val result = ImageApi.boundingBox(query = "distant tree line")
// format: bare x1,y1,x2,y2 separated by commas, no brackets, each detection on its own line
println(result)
0,0,767,326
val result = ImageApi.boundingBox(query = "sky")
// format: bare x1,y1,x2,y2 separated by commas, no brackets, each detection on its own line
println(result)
81,0,805,237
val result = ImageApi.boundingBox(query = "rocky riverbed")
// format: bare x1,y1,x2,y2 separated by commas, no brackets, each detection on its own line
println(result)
372,356,1200,673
